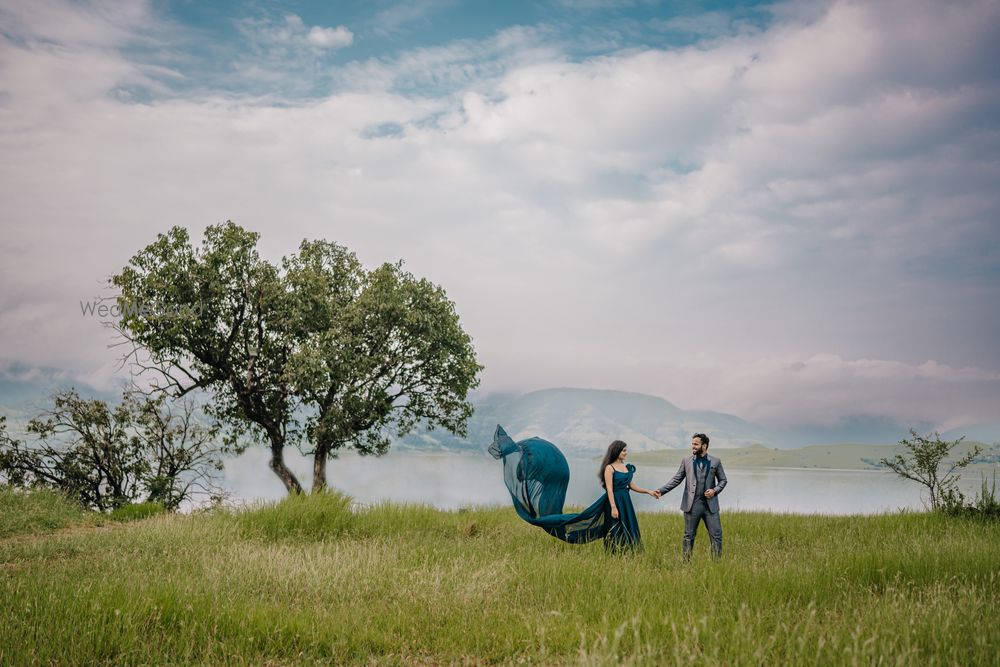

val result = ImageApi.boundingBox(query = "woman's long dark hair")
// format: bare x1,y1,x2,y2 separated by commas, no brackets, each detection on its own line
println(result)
598,440,628,488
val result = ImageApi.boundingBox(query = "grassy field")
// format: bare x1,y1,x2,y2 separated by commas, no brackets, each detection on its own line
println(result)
1,489,998,666
631,440,999,471
0,487,106,539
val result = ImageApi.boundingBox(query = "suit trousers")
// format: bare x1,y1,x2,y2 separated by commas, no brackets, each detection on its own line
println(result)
683,497,722,559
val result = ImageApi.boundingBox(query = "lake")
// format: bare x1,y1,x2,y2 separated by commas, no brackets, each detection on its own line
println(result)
221,448,994,515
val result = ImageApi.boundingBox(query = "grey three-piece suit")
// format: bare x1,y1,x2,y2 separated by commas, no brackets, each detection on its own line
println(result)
656,454,728,558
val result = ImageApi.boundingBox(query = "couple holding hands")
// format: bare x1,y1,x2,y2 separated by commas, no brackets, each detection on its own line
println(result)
490,427,727,558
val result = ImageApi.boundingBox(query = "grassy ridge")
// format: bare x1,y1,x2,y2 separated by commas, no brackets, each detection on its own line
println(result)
1,490,998,665
0,487,105,539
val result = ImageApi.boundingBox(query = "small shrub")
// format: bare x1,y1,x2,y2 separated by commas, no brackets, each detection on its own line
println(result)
110,501,166,522
942,473,1000,520
974,473,1000,515
880,430,981,510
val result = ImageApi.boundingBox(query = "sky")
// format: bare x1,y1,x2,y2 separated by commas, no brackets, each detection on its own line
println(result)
0,0,998,433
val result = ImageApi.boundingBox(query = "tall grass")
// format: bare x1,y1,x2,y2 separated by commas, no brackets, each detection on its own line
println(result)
0,486,102,539
109,501,166,523
235,490,355,542
1,490,997,665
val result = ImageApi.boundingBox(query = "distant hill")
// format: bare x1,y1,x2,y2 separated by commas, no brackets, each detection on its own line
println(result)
398,388,1000,456
943,422,1000,446
2,379,772,454
3,370,997,457
398,388,772,455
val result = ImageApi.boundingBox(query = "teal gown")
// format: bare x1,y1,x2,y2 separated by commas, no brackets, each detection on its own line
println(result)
488,425,642,553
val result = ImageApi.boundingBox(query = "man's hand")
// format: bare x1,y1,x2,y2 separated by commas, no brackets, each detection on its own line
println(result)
650,490,662,499
704,489,716,499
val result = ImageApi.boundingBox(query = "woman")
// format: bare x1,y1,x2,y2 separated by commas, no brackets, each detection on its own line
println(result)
489,425,656,553
599,439,651,553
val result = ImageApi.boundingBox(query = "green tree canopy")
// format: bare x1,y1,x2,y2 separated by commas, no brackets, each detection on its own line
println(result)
111,222,482,495
112,222,304,493
284,240,482,491
0,390,224,512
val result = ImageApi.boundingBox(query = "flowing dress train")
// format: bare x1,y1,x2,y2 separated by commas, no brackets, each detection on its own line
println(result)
488,425,642,552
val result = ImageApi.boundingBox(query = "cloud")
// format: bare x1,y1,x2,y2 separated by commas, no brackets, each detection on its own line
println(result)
331,24,561,95
650,10,756,39
0,0,155,47
663,354,1000,431
369,0,457,36
551,0,647,11
228,13,353,94
306,25,353,49
0,0,998,432
237,13,352,51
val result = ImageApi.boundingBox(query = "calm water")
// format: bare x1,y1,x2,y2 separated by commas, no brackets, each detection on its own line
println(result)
222,448,994,515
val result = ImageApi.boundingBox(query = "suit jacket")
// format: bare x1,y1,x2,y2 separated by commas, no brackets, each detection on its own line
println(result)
656,455,727,514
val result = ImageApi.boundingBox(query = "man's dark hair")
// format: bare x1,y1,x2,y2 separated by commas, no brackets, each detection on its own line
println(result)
693,433,710,447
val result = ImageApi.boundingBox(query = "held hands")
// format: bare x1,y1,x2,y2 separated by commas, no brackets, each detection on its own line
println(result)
649,489,662,499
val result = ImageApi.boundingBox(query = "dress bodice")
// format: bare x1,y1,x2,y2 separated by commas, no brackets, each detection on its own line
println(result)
611,463,635,491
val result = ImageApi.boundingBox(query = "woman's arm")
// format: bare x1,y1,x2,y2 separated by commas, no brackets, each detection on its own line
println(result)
628,481,657,496
604,466,618,519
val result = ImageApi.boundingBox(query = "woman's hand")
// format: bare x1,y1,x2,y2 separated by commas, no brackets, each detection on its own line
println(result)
611,507,619,520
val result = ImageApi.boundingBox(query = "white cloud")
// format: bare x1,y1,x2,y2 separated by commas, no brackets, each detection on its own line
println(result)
664,354,1000,431
1,0,998,431
237,13,353,51
331,25,560,95
369,0,456,36
0,0,155,48
239,13,353,51
230,13,353,92
306,25,353,49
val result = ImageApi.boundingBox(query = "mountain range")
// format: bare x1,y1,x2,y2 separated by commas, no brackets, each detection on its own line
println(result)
399,388,1000,454
2,366,997,455
398,387,777,455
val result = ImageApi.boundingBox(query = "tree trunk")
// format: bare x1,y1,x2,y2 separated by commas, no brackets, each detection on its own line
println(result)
312,443,329,493
268,441,303,495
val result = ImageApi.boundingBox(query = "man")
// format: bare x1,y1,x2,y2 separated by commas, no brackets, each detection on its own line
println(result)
654,433,727,560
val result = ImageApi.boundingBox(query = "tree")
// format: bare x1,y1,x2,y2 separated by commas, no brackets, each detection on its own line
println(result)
880,429,982,511
0,390,226,512
111,222,305,494
283,240,483,492
111,223,482,496
8,389,147,511
130,393,226,510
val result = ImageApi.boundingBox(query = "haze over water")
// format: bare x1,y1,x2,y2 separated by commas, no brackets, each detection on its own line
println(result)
221,449,994,516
